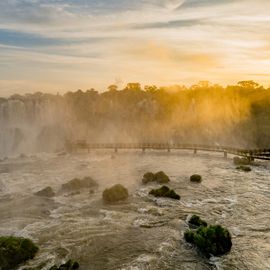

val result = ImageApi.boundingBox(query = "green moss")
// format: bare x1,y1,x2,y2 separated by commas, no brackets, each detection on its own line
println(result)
154,171,170,183
142,171,170,184
149,185,180,200
0,236,38,270
190,174,202,183
142,172,155,184
102,184,129,203
184,225,232,257
236,166,252,172
188,215,207,228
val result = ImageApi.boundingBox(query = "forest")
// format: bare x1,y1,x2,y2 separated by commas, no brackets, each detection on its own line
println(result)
0,80,270,156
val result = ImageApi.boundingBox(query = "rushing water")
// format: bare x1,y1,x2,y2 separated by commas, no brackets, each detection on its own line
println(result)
0,151,269,270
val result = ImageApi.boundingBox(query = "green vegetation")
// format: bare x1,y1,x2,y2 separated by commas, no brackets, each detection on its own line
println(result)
0,236,38,270
102,184,129,203
5,80,270,150
236,166,252,172
188,215,207,228
184,224,232,257
190,174,202,183
142,171,170,184
49,260,79,270
149,185,180,200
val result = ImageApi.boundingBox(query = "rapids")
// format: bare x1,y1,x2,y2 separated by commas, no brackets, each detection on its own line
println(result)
0,151,269,270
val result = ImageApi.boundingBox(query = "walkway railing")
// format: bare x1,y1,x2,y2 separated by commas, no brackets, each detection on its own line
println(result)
68,141,270,161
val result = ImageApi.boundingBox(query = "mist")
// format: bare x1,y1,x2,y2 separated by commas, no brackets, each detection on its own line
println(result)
0,80,269,158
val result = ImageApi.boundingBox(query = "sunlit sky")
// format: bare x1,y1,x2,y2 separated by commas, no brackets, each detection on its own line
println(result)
0,0,270,95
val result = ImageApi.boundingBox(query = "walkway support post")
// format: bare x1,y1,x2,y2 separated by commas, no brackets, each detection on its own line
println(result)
224,151,227,159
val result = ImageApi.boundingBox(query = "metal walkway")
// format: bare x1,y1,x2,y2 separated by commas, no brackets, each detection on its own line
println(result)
69,141,270,161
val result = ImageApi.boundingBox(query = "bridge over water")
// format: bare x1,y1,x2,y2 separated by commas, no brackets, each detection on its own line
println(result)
68,141,270,161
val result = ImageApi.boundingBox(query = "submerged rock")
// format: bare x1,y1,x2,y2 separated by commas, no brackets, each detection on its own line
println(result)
49,260,79,270
188,215,207,228
0,236,38,270
190,174,202,183
184,224,232,257
102,184,129,203
149,185,180,200
35,186,55,197
236,166,252,172
142,171,170,184
62,177,98,192
233,157,251,165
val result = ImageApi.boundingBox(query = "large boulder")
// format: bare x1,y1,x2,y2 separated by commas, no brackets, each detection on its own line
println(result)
34,186,55,197
102,184,129,203
236,166,252,172
149,185,180,200
0,236,39,270
190,174,202,183
62,177,98,192
184,224,232,257
188,215,207,228
49,260,79,270
142,171,170,184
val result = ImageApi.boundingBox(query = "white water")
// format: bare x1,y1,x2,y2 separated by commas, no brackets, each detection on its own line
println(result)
0,151,269,269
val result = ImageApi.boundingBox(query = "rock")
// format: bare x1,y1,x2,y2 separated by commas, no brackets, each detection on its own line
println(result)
190,174,202,183
35,186,55,197
154,171,170,183
49,260,79,270
142,171,170,184
0,236,39,270
149,185,180,200
188,215,207,228
233,157,251,165
142,172,155,184
184,224,232,257
102,184,129,203
62,177,98,192
236,166,252,172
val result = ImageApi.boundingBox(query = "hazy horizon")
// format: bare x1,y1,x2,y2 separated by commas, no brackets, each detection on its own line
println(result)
0,0,270,96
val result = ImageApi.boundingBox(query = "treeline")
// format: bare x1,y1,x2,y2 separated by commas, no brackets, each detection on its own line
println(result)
1,80,270,151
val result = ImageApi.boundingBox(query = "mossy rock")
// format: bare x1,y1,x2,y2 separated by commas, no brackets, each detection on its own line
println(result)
149,185,180,200
188,215,207,228
236,166,252,172
233,157,251,165
184,224,232,257
62,177,98,192
154,171,170,183
142,172,155,184
49,260,79,270
0,236,39,270
190,174,202,183
102,184,129,203
142,171,170,184
34,186,55,197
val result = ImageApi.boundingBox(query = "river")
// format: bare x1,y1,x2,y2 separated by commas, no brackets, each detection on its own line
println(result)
0,151,269,270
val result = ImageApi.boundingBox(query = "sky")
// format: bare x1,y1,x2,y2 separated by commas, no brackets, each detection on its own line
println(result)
0,0,270,95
